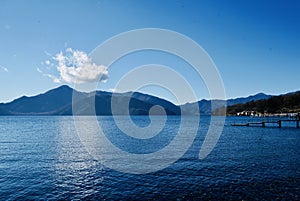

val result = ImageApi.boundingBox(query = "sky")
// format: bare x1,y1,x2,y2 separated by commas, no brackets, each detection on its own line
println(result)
0,0,299,104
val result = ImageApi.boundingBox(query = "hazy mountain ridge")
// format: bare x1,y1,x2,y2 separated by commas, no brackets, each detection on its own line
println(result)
0,85,287,115
227,91,300,115
181,93,271,115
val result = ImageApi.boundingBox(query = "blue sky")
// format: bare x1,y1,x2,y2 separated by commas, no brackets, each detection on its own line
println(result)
0,0,299,104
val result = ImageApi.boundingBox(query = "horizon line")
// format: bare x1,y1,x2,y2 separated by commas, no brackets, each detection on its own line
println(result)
1,84,299,105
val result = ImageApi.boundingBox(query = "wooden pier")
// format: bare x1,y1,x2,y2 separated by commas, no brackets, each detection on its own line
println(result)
232,118,300,128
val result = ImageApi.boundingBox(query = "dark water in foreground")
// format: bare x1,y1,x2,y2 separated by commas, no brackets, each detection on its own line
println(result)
0,116,299,200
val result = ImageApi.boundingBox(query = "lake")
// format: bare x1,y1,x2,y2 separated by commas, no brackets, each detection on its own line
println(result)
0,116,299,200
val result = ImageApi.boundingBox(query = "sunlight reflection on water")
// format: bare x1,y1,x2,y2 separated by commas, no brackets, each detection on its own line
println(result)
0,116,299,200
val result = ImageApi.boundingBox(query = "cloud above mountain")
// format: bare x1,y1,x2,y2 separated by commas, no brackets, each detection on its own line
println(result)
37,67,61,83
41,48,108,84
0,66,8,72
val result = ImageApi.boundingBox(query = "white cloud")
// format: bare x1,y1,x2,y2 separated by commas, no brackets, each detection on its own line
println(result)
49,48,108,84
1,66,8,72
37,67,42,73
45,74,61,83
37,67,61,83
44,60,51,65
44,51,52,57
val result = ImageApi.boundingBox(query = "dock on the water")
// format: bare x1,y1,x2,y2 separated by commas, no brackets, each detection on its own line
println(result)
232,118,300,128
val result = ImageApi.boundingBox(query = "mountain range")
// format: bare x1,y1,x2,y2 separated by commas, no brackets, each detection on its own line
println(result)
227,90,300,115
0,85,274,115
181,93,271,115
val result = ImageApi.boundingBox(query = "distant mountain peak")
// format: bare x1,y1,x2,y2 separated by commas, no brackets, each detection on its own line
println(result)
256,92,267,95
52,85,73,91
59,84,71,88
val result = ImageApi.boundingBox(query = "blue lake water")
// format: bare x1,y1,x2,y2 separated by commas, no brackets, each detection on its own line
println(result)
0,116,299,200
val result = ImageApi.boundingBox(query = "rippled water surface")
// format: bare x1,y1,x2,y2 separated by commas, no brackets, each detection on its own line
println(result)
0,116,299,200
